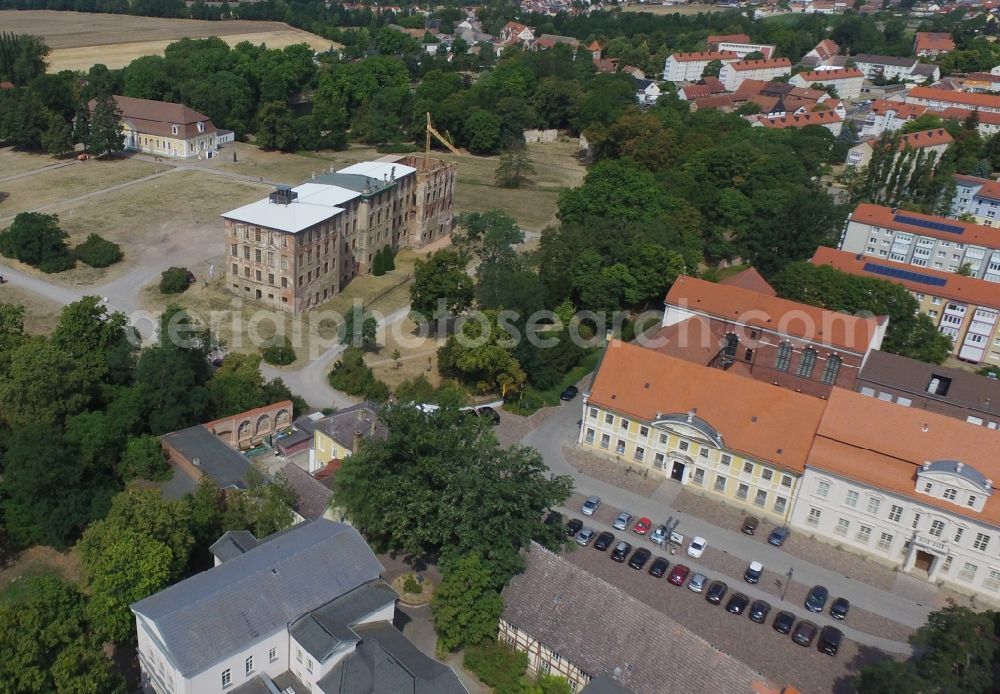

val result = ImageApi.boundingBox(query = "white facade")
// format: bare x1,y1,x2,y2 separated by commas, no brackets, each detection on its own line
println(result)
718,60,792,91
860,105,921,137
715,41,776,58
663,52,738,83
792,465,1000,597
789,70,864,100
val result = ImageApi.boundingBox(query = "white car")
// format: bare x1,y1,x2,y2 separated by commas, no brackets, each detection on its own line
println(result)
581,496,601,516
687,536,707,559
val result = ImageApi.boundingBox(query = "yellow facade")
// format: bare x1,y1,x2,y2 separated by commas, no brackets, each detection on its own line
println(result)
123,123,216,159
578,403,799,521
313,428,353,464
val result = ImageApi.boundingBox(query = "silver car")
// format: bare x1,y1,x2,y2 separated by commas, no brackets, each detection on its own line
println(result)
649,524,668,545
581,496,601,516
612,511,633,531
576,528,596,546
688,573,708,593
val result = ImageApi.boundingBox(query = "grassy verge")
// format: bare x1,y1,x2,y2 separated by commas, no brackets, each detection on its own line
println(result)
504,349,601,416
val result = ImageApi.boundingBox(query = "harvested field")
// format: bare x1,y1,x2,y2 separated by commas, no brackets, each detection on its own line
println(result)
0,10,340,71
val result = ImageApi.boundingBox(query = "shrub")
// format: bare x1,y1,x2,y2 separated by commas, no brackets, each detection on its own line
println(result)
402,574,422,594
262,337,296,366
371,248,386,276
159,267,191,294
376,142,419,154
328,347,390,402
383,244,395,271
74,233,123,268
464,641,529,694
0,212,74,272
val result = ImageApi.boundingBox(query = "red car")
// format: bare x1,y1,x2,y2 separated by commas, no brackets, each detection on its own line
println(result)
633,517,652,535
667,564,691,586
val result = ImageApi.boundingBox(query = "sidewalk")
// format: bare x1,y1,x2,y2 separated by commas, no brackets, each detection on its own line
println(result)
522,400,934,633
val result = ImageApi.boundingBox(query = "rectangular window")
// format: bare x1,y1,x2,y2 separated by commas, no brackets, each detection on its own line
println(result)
774,496,787,514
616,439,625,455
817,480,831,498
845,490,859,508
888,504,903,522
912,512,921,529
878,532,893,552
269,648,277,663
633,447,645,462
693,468,705,484
255,249,262,263
959,562,978,582
754,489,767,507
775,342,792,371
721,454,732,466
605,413,613,424
975,533,991,551
714,475,727,492
969,495,978,507
307,658,313,674
679,441,689,451
737,483,750,500
222,669,232,688
781,474,792,487
639,425,649,437
986,570,1000,591
807,508,821,527
929,519,945,537
835,518,849,536
231,243,238,256
600,434,610,449
955,528,964,543
866,497,881,515
589,407,597,418
743,462,754,474
620,419,630,430
944,488,957,501
659,433,668,445
585,428,595,444
654,452,665,469
761,469,773,482
699,448,709,458
246,656,253,675
856,525,872,544
297,648,302,663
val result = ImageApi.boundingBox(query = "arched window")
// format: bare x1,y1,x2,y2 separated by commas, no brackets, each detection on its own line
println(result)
820,354,842,385
797,347,817,378
774,342,792,372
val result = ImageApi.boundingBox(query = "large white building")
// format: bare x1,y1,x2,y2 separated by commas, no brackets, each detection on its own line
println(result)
662,50,738,83
859,99,929,137
792,389,1000,596
718,57,792,91
131,520,467,694
789,67,864,99
853,54,940,83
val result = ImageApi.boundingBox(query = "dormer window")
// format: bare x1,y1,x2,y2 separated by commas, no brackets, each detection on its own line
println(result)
943,488,957,501
923,482,933,493
197,122,205,133
171,124,178,135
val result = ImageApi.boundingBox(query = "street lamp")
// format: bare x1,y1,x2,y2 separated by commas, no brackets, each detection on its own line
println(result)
780,567,794,601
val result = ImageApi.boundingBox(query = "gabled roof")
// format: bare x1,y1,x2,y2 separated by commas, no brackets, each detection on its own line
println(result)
702,75,726,93
754,110,843,129
282,462,334,521
848,202,1000,248
707,33,752,45
793,67,863,83
680,84,712,99
669,50,738,63
908,86,1000,110
314,401,386,451
665,275,882,352
870,99,926,119
501,544,774,694
289,581,398,662
727,57,791,72
589,340,827,471
91,95,215,140
718,267,776,295
132,520,384,677
897,128,953,149
915,31,955,53
810,39,840,60
853,53,918,68
938,106,1000,127
810,246,1000,310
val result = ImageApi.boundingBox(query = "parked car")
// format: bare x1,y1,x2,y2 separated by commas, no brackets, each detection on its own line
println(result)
477,406,500,425
581,496,601,516
594,531,615,551
706,580,728,605
726,593,750,615
830,597,850,621
818,625,843,656
741,516,759,535
633,517,652,535
649,524,668,545
743,561,763,584
749,600,771,624
611,541,633,562
687,536,707,559
565,518,583,537
629,548,652,570
576,528,596,547
792,620,819,647
668,564,690,586
767,527,790,547
805,585,829,613
613,511,633,531
687,572,707,593
772,611,795,634
648,557,669,578
560,385,579,401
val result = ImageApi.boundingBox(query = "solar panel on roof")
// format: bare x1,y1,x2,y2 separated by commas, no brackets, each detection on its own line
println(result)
862,262,949,287
892,214,964,235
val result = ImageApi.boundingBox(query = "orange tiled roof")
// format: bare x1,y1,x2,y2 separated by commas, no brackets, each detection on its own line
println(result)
719,267,777,295
908,86,1000,110
848,202,1000,248
671,50,738,62
588,340,827,472
729,57,792,71
810,389,1000,524
810,246,1000,310
664,275,882,352
915,31,956,53
794,67,863,82
870,99,927,119
898,128,953,150
755,110,843,129
811,39,839,61
707,33,752,45
938,106,1000,126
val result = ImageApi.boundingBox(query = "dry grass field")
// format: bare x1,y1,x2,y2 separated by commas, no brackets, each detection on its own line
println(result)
0,147,68,179
0,10,340,71
0,284,62,334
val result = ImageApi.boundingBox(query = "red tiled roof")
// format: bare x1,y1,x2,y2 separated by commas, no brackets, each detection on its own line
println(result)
707,33,752,45
728,57,791,72
870,99,927,119
794,67,863,83
664,275,882,353
915,31,955,53
897,128,953,150
670,50,738,63
702,76,726,93
719,267,777,295
938,106,1000,126
0,81,13,89
810,39,840,61
589,340,827,472
908,86,1000,110
810,246,1000,311
848,202,1000,248
681,84,712,99
755,110,843,129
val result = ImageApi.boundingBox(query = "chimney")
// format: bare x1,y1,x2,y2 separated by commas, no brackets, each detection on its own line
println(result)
922,423,929,432
352,429,363,453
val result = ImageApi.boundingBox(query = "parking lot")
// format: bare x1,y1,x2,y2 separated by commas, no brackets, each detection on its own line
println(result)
562,495,905,693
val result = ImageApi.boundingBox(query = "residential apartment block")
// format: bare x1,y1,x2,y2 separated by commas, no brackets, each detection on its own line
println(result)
859,99,928,137
222,156,456,313
662,51,738,83
718,57,791,91
94,95,219,160
788,67,864,99
131,520,466,694
906,86,1000,114
792,389,1000,596
656,275,886,397
952,174,1000,226
579,340,827,522
856,349,1000,429
853,54,940,83
499,544,772,694
839,202,1000,279
846,128,953,169
749,109,843,135
706,33,776,59
811,246,1000,364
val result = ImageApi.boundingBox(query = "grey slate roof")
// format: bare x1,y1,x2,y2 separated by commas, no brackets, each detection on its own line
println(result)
209,530,260,563
312,172,396,196
132,520,383,677
282,462,334,520
580,674,635,694
317,621,468,694
161,424,252,489
313,402,386,453
853,53,918,67
501,544,767,694
925,460,992,491
289,580,398,662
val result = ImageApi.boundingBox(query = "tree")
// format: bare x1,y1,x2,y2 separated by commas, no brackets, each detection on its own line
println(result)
159,266,191,294
371,246,386,276
221,467,296,539
261,336,297,366
0,302,25,354
51,639,127,694
453,210,524,267
341,307,378,349
558,159,669,228
328,346,390,401
465,110,503,154
495,142,536,188
0,212,74,272
432,554,504,651
410,249,474,324
438,310,527,395
119,434,171,481
0,338,92,427
0,32,50,86
703,59,723,78
41,110,73,155
52,296,136,387
74,233,122,267
332,403,572,582
255,100,297,151
86,94,123,158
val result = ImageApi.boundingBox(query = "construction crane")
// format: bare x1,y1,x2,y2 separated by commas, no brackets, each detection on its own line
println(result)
425,112,461,166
